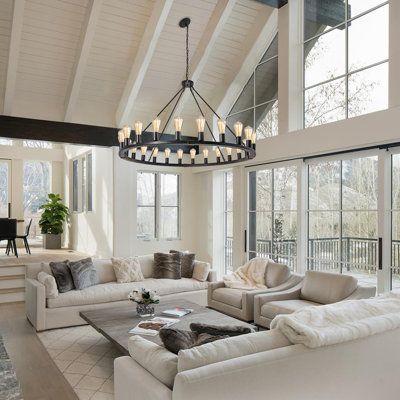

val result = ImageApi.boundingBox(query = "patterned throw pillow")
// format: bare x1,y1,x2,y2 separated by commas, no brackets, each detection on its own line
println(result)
111,256,144,283
69,258,98,290
154,252,182,279
50,260,74,293
169,250,195,278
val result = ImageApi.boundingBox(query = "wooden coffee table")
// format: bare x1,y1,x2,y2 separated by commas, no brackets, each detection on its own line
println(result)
80,300,254,355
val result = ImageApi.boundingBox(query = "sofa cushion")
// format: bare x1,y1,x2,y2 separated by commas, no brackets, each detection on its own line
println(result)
93,259,116,283
138,254,154,278
300,271,358,304
128,335,178,389
69,258,98,290
266,262,291,288
192,261,210,282
154,252,182,280
50,260,74,293
261,299,318,320
178,329,292,372
47,278,208,308
170,250,195,278
111,257,144,283
37,271,58,299
212,288,243,309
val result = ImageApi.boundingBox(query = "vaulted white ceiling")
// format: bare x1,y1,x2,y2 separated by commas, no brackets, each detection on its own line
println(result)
0,0,274,128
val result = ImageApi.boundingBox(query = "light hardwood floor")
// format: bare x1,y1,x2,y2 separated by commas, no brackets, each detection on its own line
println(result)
0,302,78,400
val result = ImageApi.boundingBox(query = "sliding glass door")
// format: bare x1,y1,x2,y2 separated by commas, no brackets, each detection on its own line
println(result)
0,159,11,218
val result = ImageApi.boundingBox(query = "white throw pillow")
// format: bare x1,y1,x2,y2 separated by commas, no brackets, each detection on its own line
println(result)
192,261,210,282
37,271,59,299
177,329,292,372
111,256,144,283
128,335,178,388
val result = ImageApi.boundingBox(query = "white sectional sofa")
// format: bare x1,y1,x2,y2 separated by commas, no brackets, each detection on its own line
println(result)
114,325,400,400
25,255,216,331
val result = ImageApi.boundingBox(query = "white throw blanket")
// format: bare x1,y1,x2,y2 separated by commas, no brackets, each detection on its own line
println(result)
223,258,269,290
270,292,400,348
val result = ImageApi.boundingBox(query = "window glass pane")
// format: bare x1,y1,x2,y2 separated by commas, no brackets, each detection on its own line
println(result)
227,109,253,134
255,101,278,139
230,74,254,114
393,155,400,210
87,153,93,212
342,157,378,210
348,62,388,118
304,77,346,128
226,172,233,211
23,140,53,149
72,160,78,212
309,211,340,239
273,212,297,268
348,5,388,72
81,157,86,212
160,207,178,239
260,34,278,63
348,0,387,19
160,174,178,206
137,207,155,240
256,169,272,211
342,211,377,239
304,27,345,88
304,0,346,41
248,211,272,253
392,211,400,265
137,172,155,206
255,57,278,105
0,161,9,217
274,167,297,211
308,161,340,210
0,138,12,146
226,210,233,238
23,160,51,242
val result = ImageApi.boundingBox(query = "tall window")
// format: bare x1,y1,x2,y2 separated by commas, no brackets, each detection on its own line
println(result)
227,34,278,139
71,152,92,213
248,165,297,270
303,0,388,128
23,160,51,242
224,171,233,273
0,160,10,218
137,172,180,241
307,156,378,285
391,154,400,289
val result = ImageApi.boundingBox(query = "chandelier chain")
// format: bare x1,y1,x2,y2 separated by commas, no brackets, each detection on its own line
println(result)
185,24,189,80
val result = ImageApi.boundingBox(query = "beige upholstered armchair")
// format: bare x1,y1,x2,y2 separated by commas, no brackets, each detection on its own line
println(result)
254,270,376,328
208,261,303,321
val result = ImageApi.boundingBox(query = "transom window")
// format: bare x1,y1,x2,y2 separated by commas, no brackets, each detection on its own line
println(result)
303,0,388,128
137,172,180,241
227,34,278,140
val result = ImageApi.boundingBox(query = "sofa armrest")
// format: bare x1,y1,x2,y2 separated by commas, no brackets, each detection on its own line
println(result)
254,285,303,310
207,281,225,306
207,270,217,282
345,285,376,300
25,278,46,331
114,356,172,400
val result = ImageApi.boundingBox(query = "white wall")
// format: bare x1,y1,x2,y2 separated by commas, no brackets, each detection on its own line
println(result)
64,145,114,258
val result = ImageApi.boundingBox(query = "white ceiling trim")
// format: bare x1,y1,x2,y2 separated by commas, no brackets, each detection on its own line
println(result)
216,8,278,119
165,0,237,130
4,0,25,116
115,0,174,127
64,0,103,122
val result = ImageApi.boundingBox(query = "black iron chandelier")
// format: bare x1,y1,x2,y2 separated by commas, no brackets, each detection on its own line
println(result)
118,17,256,167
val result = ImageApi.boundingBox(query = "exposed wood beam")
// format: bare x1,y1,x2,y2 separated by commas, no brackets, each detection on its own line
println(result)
64,0,103,122
215,8,278,119
164,0,236,132
252,0,288,8
3,0,25,115
116,0,173,127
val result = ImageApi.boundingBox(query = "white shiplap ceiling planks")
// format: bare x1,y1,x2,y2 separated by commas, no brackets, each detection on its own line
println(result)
0,0,275,128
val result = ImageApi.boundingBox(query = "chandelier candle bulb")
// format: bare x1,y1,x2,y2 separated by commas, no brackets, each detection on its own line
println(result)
252,132,256,150
165,148,171,164
174,117,183,141
215,148,221,163
203,148,209,164
244,126,253,147
152,147,159,163
135,121,143,144
196,116,205,141
118,130,124,147
177,149,183,165
234,121,243,145
217,119,226,142
227,147,232,162
190,148,196,164
152,118,161,140
237,148,242,160
140,146,147,161
122,125,131,146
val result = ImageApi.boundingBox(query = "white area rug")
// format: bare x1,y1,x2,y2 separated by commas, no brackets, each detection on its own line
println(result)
37,325,123,400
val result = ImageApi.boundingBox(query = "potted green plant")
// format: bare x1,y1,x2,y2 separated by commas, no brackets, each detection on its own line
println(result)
39,193,69,249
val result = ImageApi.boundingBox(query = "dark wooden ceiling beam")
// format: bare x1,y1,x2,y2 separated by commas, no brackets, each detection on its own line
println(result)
252,0,288,8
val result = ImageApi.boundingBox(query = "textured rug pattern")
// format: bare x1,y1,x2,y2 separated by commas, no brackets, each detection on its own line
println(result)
0,335,22,400
38,326,122,400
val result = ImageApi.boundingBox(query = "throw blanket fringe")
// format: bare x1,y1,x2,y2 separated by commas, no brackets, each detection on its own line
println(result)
223,258,269,290
271,291,400,348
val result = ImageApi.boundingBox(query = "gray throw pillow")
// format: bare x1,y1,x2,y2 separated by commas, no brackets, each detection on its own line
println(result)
154,252,181,279
49,260,74,293
69,258,97,290
170,250,195,278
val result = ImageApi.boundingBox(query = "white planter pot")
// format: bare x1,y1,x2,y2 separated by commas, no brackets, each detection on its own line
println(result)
43,234,61,249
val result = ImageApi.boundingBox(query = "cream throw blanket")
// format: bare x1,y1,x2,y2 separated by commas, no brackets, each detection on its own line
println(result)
271,292,400,348
223,258,269,290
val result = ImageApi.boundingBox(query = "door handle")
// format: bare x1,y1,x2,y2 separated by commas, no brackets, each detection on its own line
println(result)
8,203,11,218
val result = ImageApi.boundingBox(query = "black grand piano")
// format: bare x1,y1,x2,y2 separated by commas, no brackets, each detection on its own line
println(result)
0,218,18,258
